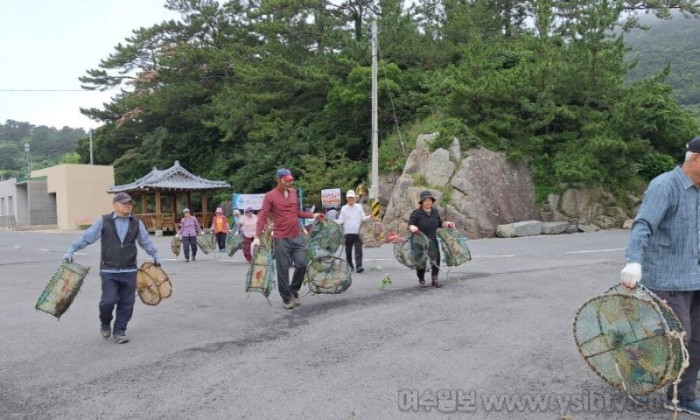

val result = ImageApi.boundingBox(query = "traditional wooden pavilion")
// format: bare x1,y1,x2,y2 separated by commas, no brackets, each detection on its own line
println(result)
107,161,231,232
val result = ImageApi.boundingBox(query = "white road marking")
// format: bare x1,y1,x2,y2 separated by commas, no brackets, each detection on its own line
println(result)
565,248,625,254
472,254,516,258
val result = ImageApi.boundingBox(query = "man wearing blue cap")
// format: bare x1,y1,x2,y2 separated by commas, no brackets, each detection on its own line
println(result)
253,168,320,309
63,192,161,344
621,136,700,415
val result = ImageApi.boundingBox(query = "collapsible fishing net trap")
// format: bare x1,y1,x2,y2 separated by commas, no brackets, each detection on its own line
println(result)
305,256,352,294
437,228,471,267
171,235,182,257
394,232,438,270
307,220,343,260
196,231,217,254
246,227,275,298
226,233,244,256
359,219,388,248
36,260,89,319
136,262,173,306
573,284,688,400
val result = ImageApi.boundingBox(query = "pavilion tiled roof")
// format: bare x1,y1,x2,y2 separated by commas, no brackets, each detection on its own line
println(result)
107,161,230,193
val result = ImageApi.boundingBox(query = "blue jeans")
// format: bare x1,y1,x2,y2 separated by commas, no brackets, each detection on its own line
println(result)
99,271,137,335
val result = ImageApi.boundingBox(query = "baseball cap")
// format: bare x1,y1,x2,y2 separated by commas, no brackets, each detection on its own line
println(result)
276,168,294,182
183,208,191,213
113,192,133,204
245,206,254,213
346,190,356,198
686,137,700,153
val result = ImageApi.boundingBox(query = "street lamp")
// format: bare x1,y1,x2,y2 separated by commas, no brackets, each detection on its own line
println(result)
24,143,31,173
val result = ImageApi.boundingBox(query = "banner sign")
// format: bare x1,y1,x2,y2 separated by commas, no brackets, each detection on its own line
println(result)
232,193,265,211
321,188,342,208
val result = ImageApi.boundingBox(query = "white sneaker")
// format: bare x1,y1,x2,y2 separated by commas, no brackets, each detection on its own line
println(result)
292,295,301,307
282,301,294,310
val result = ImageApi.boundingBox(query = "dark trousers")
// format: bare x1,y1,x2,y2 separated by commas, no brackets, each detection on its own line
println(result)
345,234,363,269
417,238,441,281
273,236,307,303
182,235,197,259
99,271,137,335
243,236,253,262
652,290,700,401
216,232,227,251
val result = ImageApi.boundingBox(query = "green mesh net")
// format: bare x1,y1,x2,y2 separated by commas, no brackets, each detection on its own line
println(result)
437,228,471,267
307,220,343,260
359,219,388,248
305,256,352,294
226,233,244,256
196,231,217,254
36,260,89,319
246,242,275,298
171,235,181,257
573,284,687,397
394,232,438,270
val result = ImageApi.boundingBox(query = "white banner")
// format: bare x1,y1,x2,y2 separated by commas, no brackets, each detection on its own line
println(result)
321,188,342,208
232,193,265,210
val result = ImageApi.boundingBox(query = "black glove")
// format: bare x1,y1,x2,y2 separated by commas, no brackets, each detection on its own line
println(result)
153,259,161,267
63,257,72,264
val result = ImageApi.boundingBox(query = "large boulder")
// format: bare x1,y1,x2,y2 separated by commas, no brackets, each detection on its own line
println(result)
377,172,400,207
383,138,536,238
448,137,461,162
513,220,542,237
542,222,568,235
424,148,455,186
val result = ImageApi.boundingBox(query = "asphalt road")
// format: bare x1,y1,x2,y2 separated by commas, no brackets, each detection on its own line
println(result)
0,229,689,419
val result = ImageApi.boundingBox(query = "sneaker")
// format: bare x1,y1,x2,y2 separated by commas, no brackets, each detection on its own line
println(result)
113,334,130,344
282,301,294,310
348,265,354,272
292,293,301,307
100,324,111,339
192,255,196,261
664,398,700,416
419,280,427,288
185,258,189,262
356,267,364,273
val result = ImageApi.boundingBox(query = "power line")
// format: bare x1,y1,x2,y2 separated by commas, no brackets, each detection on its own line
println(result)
0,89,94,92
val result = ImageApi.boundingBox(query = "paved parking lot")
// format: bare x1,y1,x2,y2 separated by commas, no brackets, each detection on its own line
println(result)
0,229,687,419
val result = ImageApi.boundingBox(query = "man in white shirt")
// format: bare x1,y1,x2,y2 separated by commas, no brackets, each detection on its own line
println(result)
336,190,370,273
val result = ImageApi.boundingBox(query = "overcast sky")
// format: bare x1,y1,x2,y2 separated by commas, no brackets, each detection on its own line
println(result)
0,1,180,130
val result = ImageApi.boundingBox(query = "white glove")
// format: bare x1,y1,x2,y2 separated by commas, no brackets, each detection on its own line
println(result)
251,237,260,252
620,262,642,288
409,225,419,233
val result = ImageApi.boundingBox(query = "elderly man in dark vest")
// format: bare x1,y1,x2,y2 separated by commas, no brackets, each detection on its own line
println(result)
63,192,161,344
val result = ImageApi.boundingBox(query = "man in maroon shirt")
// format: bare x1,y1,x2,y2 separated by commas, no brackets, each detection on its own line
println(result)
253,168,319,309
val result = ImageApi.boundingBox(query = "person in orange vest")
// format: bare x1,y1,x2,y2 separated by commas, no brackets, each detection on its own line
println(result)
211,207,230,252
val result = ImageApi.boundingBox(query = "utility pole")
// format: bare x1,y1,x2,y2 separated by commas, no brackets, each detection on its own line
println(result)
89,129,94,164
24,143,31,173
369,20,379,200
